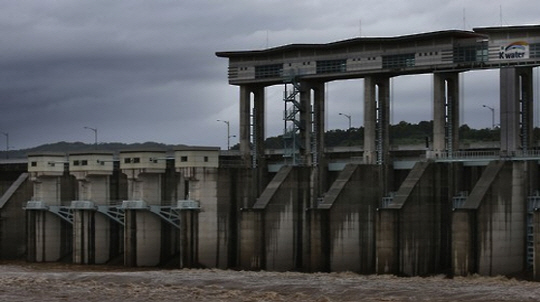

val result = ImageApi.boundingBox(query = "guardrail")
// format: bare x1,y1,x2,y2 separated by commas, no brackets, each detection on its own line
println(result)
435,150,499,161
436,150,540,161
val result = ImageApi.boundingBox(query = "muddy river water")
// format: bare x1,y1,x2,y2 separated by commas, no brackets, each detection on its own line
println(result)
0,262,538,301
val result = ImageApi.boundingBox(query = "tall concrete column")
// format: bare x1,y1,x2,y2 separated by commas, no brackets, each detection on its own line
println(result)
239,85,252,164
252,86,268,196
433,72,460,157
309,81,326,199
500,67,534,154
364,76,390,164
312,82,326,169
123,173,163,267
253,86,265,167
120,151,167,267
299,81,312,166
71,174,113,264
26,154,74,262
239,85,265,168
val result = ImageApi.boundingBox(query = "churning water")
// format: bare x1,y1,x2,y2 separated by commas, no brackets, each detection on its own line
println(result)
0,262,538,301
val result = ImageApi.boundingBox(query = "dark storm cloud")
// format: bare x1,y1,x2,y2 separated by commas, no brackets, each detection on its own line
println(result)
0,0,538,150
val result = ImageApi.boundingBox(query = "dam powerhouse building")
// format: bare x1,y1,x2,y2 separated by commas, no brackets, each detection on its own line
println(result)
1,24,540,278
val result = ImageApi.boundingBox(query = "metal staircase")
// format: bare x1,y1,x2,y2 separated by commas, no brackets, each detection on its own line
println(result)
283,77,303,166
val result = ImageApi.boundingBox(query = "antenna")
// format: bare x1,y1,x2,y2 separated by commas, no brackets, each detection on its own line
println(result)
359,19,362,37
462,8,466,30
500,5,503,27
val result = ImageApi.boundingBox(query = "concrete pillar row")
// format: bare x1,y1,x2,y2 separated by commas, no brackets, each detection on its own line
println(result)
364,76,390,165
433,72,460,157
500,67,534,154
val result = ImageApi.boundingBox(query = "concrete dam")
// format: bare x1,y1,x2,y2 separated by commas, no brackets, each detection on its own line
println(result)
1,24,540,278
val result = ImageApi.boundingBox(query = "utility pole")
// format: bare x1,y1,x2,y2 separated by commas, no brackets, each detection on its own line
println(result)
217,120,235,150
482,105,495,129
84,126,98,150
338,113,352,130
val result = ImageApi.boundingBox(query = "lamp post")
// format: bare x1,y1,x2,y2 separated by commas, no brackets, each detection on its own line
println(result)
217,120,235,150
338,113,352,130
84,126,98,150
0,131,8,159
482,105,495,129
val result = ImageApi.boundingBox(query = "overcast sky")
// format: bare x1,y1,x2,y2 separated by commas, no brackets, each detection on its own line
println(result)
0,0,539,150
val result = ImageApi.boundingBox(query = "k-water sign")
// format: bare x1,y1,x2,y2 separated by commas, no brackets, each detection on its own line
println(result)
499,41,529,59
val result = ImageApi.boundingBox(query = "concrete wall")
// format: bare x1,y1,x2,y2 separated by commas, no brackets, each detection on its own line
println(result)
534,211,540,280
190,167,219,268
238,210,264,270
27,173,75,262
249,166,309,271
452,161,528,276
319,164,382,273
124,210,162,266
4,153,537,276
451,210,476,276
378,162,452,276
0,172,32,259
376,209,399,274
263,167,306,271
476,161,526,276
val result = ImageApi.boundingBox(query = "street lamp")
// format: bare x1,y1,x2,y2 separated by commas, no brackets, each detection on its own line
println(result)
84,126,98,150
217,120,235,150
0,131,8,159
338,113,352,130
482,105,495,129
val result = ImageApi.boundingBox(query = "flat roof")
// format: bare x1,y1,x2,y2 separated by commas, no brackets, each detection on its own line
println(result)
473,24,540,33
68,151,114,156
216,30,486,58
175,146,220,152
27,152,67,157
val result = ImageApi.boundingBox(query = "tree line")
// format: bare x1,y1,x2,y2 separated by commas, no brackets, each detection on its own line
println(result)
262,120,512,149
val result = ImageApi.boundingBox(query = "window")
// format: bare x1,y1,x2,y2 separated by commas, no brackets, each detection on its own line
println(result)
204,156,209,162
453,41,487,63
255,64,282,79
31,161,37,167
81,160,88,166
530,43,540,58
133,157,140,163
73,160,80,166
316,59,346,74
181,156,188,162
124,158,131,164
382,53,415,69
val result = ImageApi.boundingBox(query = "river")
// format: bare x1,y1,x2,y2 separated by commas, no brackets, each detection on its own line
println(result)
0,262,538,301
